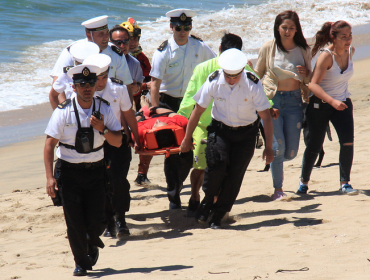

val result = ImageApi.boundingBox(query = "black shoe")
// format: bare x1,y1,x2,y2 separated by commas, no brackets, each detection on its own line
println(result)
186,198,200,217
169,201,182,210
195,195,214,224
209,212,225,229
116,214,130,239
103,217,117,238
134,173,151,186
73,264,87,276
87,245,99,266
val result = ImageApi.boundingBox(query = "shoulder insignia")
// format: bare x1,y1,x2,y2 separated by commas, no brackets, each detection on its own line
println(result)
191,35,203,42
157,40,168,51
111,45,123,56
209,70,219,82
247,72,259,84
95,96,110,106
63,66,74,73
57,99,71,109
110,77,123,85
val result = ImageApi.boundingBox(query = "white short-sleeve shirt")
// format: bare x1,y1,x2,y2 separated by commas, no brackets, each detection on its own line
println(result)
150,35,216,98
45,97,121,163
94,78,132,122
50,39,133,85
52,73,73,94
194,70,270,127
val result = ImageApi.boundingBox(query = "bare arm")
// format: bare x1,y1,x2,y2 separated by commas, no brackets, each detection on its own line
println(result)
257,109,274,164
308,51,348,111
49,88,62,110
180,103,206,153
44,136,59,198
90,115,122,148
150,77,162,107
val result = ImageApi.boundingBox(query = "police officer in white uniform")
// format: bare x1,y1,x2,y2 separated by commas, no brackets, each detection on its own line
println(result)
83,53,140,239
50,16,133,89
150,8,216,111
180,49,274,229
49,41,100,109
44,64,122,276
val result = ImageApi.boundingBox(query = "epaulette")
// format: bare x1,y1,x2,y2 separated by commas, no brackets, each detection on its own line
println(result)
157,40,168,52
95,96,110,106
209,70,219,82
63,66,74,73
57,99,71,109
191,35,203,42
111,45,123,56
110,77,123,85
247,72,259,84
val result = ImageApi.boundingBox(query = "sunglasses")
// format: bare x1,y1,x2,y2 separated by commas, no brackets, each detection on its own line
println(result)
76,82,96,88
174,25,192,32
112,39,130,46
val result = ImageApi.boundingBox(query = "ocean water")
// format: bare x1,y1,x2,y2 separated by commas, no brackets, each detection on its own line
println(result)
0,0,369,112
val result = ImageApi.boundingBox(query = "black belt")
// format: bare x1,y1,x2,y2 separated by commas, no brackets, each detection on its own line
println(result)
60,159,105,170
211,119,258,131
159,93,182,110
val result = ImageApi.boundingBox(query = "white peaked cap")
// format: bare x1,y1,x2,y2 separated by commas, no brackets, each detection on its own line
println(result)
81,15,109,31
70,41,100,63
166,9,196,18
218,48,248,75
83,54,112,74
67,64,100,79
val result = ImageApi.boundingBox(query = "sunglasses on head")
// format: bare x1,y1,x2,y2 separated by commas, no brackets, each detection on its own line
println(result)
76,81,96,88
174,25,192,32
112,39,130,46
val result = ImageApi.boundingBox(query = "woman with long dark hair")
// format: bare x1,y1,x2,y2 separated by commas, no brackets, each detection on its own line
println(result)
298,21,358,195
254,10,312,200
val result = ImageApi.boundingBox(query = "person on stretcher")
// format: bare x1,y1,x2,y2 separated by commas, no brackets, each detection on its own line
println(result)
132,96,193,209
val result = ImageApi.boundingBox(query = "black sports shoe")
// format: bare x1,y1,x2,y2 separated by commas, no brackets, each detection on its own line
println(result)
195,195,214,224
186,198,200,217
73,264,87,276
116,214,130,239
134,173,151,186
209,212,225,229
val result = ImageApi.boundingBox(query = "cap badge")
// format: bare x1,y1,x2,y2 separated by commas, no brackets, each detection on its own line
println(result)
180,13,187,22
82,67,90,77
195,54,198,57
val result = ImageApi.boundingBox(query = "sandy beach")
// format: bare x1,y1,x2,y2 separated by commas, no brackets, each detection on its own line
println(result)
1,55,370,279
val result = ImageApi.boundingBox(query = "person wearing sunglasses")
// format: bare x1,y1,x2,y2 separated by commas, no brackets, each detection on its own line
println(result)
44,64,122,276
150,8,216,113
110,24,144,104
50,16,133,96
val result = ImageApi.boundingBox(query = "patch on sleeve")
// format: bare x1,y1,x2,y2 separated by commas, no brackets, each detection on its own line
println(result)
57,99,71,109
247,72,259,84
110,78,123,85
95,96,110,106
209,70,219,82
63,66,74,73
157,40,168,51
190,35,203,42
111,45,123,56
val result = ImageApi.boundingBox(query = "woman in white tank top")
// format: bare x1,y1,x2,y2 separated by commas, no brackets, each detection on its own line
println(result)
298,20,358,195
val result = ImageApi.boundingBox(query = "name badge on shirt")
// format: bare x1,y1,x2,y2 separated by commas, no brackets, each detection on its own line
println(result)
314,103,319,109
169,62,179,68
215,97,226,102
65,123,76,128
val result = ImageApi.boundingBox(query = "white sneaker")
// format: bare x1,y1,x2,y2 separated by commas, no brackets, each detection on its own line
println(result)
340,184,359,195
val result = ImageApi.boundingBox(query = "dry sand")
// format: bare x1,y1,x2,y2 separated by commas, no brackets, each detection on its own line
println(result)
1,58,370,280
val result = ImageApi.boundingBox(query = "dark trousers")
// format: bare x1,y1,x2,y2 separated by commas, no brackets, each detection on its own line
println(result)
60,161,106,270
202,121,258,213
104,141,132,217
164,151,193,206
159,93,182,112
301,97,354,182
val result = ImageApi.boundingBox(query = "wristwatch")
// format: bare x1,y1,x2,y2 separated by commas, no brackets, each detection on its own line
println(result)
100,126,109,135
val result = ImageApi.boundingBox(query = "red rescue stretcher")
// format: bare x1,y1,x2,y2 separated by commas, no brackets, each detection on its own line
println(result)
135,125,185,158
